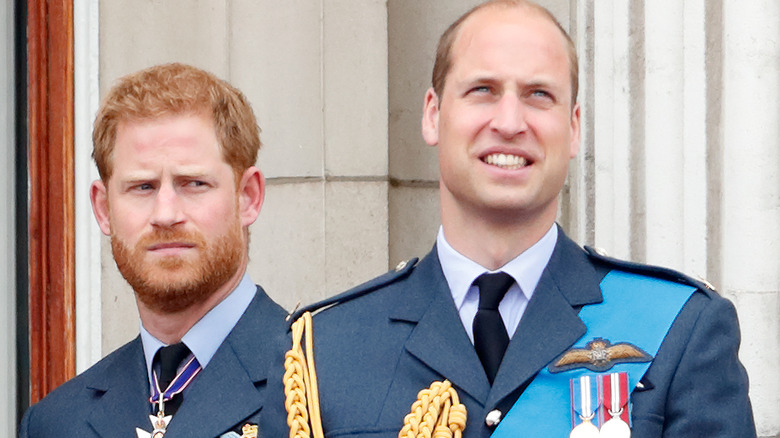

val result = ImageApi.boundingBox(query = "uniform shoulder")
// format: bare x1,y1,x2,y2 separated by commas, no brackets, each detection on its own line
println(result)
291,258,419,321
584,246,718,296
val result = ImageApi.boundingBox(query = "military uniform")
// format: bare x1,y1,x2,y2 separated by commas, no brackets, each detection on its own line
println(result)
292,228,755,437
19,287,289,438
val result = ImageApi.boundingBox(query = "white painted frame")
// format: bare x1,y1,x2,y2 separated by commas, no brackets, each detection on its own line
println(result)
1,0,16,433
74,0,103,373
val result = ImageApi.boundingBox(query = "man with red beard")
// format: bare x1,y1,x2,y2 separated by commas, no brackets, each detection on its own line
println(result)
282,1,755,437
20,63,289,438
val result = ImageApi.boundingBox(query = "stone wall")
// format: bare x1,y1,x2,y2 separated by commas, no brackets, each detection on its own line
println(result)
90,1,779,435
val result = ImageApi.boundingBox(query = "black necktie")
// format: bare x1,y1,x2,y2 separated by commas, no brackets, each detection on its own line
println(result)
154,342,192,415
473,272,514,385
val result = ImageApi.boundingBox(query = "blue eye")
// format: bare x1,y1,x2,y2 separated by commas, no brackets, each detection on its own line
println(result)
527,89,557,108
184,180,211,191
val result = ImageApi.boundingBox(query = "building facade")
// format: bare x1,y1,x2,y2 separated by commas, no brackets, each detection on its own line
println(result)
7,1,779,437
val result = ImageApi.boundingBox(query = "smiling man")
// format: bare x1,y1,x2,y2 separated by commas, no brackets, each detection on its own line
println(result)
283,1,755,437
20,63,288,438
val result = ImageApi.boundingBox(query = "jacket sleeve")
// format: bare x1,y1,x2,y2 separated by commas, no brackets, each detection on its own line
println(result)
661,295,756,437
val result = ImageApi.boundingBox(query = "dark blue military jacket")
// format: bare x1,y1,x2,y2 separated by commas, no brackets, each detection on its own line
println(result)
19,287,290,438
286,228,755,437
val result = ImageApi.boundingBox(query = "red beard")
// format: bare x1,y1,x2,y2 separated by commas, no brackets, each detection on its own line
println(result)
111,219,243,314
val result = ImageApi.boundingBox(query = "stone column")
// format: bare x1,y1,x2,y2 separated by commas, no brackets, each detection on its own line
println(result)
721,0,780,434
577,0,709,274
573,0,779,434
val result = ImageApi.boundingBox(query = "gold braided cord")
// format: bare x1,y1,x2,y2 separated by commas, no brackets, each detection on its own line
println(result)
398,380,467,438
284,312,324,438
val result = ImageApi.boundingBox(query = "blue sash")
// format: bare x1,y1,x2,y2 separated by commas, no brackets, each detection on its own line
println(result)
492,270,695,436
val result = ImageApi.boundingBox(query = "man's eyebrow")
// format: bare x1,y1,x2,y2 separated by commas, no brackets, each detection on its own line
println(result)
458,74,563,89
461,74,500,84
173,168,213,179
117,172,157,182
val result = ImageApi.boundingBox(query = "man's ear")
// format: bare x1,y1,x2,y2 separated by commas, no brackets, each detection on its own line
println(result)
238,166,265,227
569,103,581,159
90,180,112,236
421,87,441,147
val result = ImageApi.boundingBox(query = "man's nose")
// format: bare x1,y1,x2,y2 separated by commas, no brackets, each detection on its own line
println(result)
489,94,528,138
150,185,185,228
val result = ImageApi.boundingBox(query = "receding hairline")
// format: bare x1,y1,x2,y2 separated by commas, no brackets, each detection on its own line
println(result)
457,2,567,45
433,0,579,104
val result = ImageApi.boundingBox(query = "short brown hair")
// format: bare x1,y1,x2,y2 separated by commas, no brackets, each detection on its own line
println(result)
92,63,261,182
431,0,579,105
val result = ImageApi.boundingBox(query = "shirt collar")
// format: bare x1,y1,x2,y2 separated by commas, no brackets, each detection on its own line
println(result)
437,224,558,310
140,271,257,385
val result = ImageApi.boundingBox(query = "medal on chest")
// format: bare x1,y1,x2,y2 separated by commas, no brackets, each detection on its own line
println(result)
569,373,631,438
135,356,202,437
570,375,600,438
136,410,172,438
598,373,631,438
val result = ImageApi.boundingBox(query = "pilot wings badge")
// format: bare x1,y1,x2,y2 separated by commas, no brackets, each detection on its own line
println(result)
549,338,651,373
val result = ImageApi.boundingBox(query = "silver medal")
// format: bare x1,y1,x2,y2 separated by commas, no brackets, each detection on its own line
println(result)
570,419,600,438
570,375,600,438
600,372,631,438
600,417,631,438
135,412,172,438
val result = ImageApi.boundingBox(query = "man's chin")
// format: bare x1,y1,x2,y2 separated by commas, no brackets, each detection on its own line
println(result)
134,281,211,314
150,254,195,270
142,267,196,285
131,268,210,313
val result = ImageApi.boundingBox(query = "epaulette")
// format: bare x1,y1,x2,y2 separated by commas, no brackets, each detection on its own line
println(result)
287,257,419,324
584,246,717,293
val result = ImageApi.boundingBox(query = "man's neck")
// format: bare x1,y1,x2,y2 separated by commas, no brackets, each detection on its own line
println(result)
440,202,557,271
137,263,247,345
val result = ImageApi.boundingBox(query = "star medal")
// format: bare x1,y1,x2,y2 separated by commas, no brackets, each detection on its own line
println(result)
136,410,172,438
569,375,600,438
599,372,631,438
137,355,202,437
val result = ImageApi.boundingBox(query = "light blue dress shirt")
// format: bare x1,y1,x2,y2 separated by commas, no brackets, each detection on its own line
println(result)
140,271,257,389
437,224,558,343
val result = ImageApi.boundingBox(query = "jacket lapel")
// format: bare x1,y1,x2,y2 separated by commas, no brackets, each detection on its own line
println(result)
85,338,153,438
487,229,604,410
391,250,492,405
165,288,287,438
166,347,262,438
